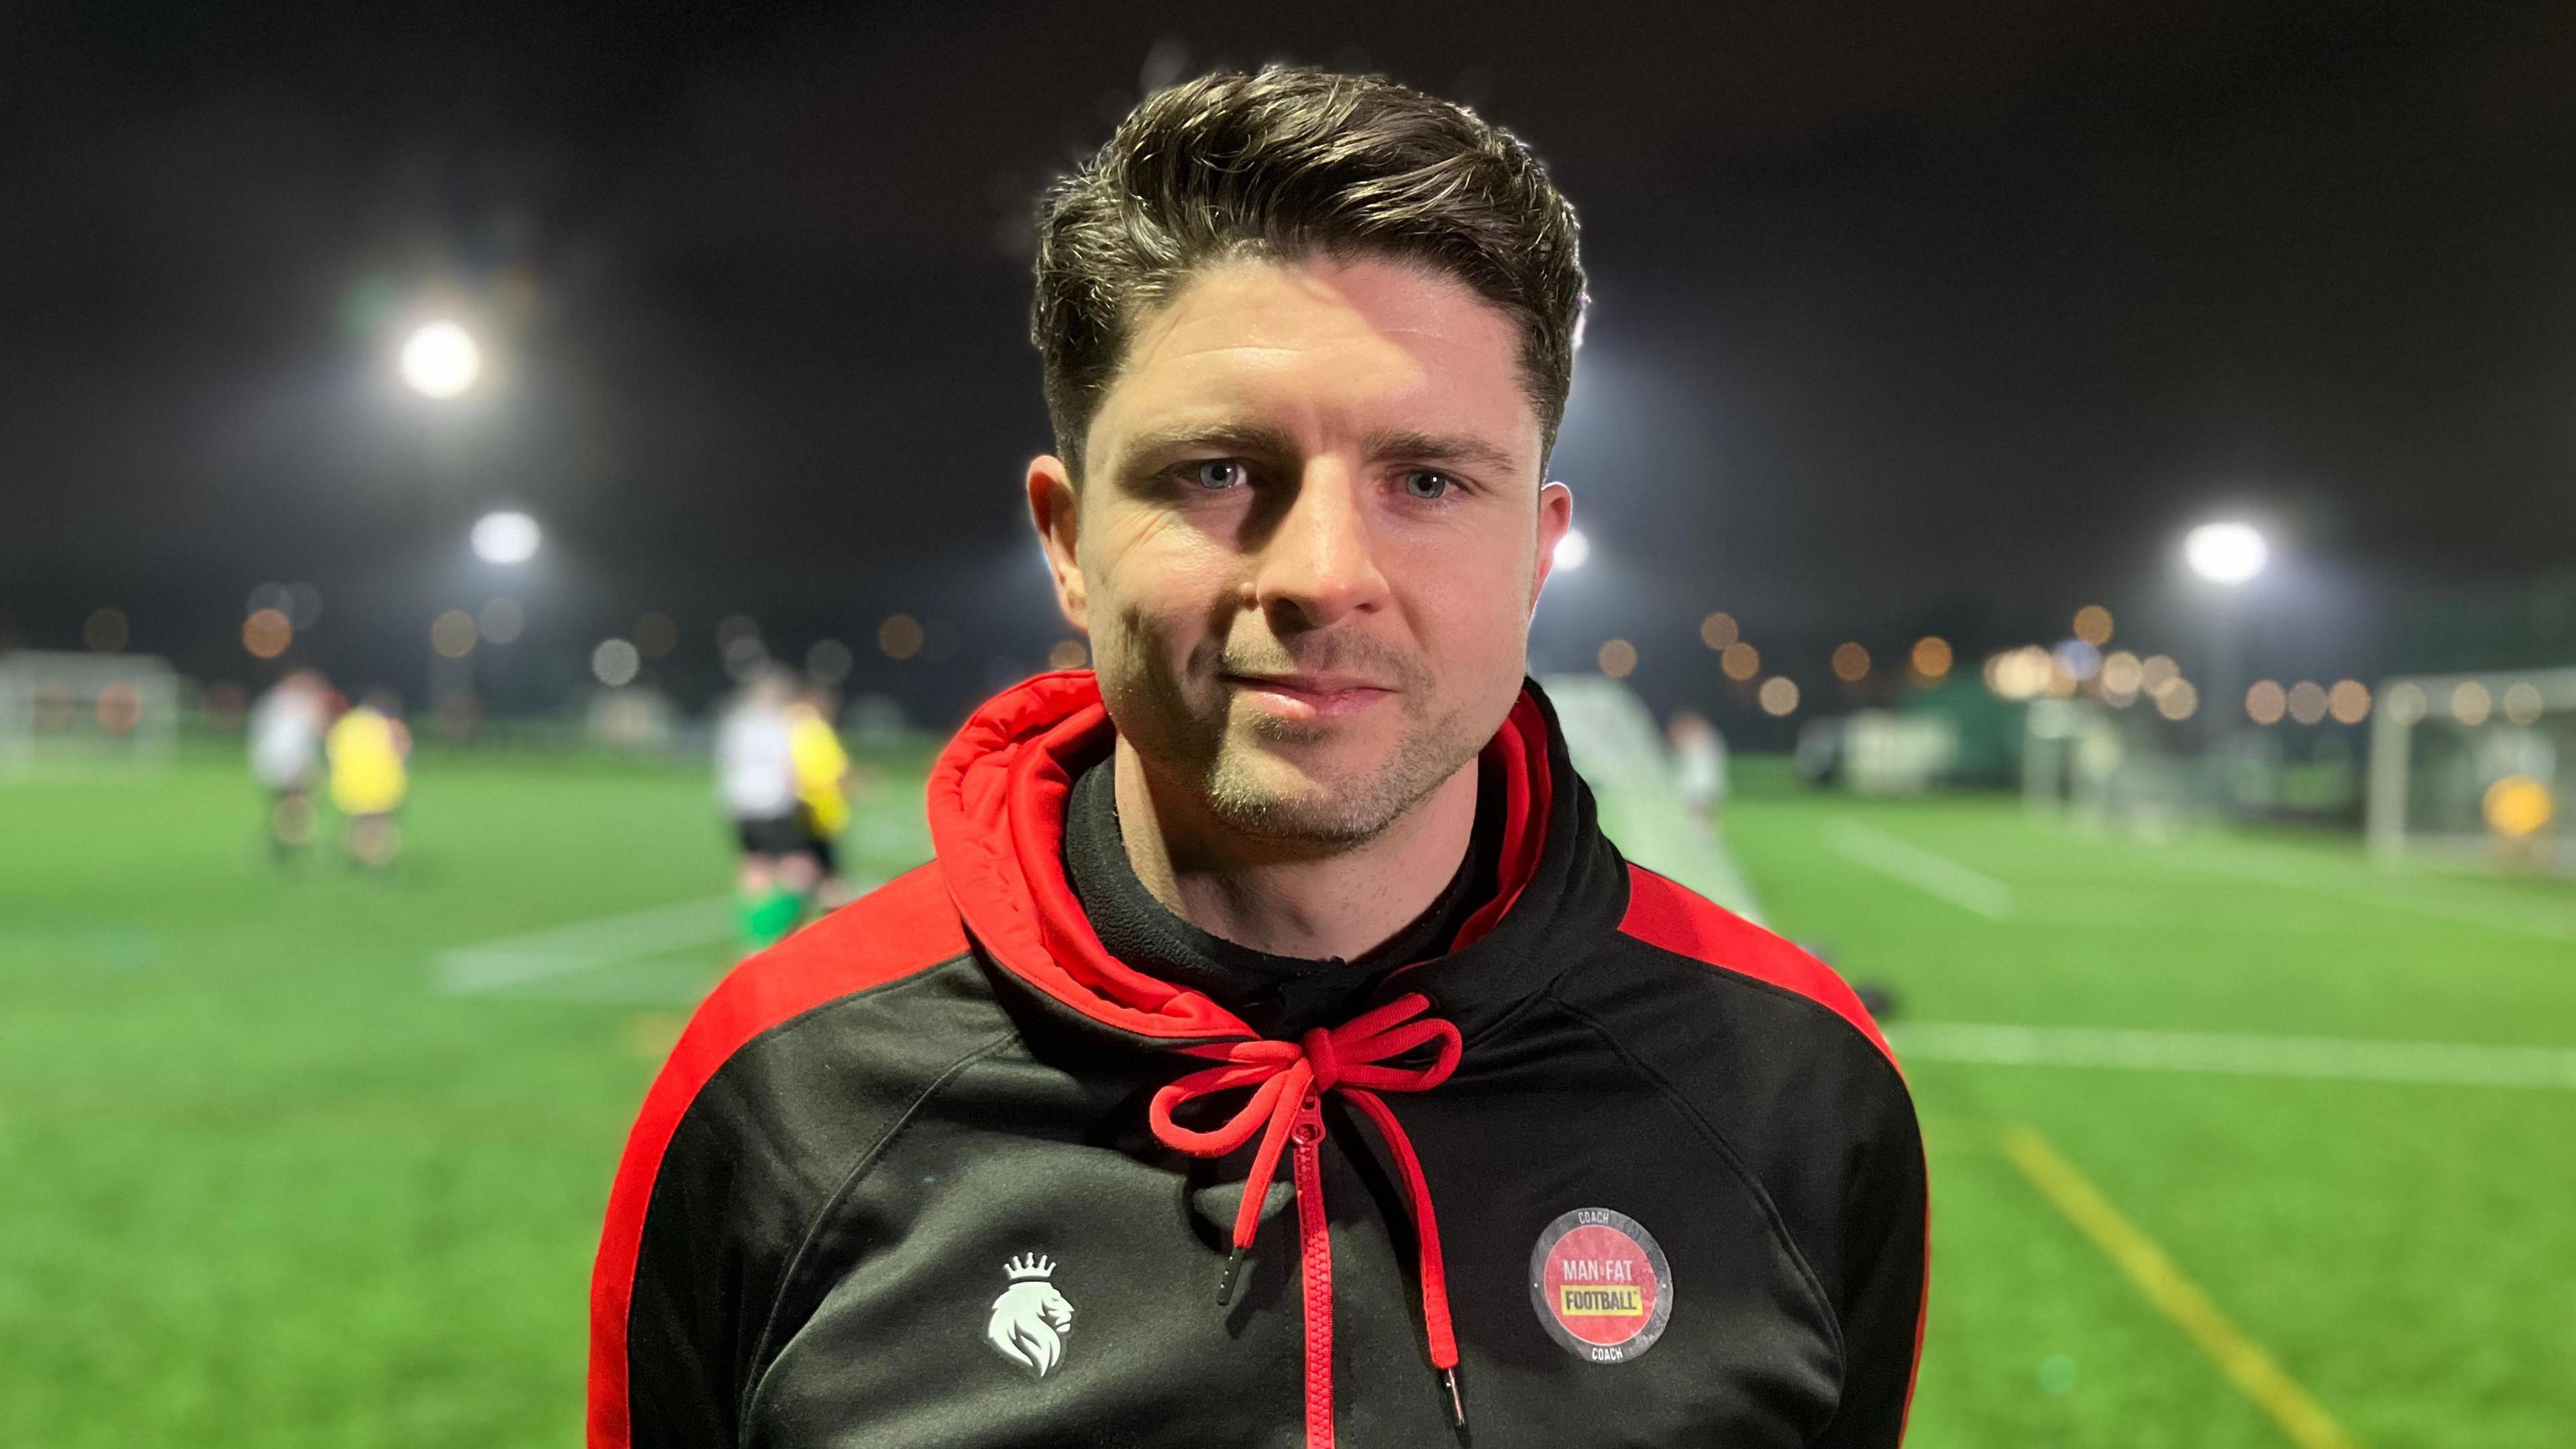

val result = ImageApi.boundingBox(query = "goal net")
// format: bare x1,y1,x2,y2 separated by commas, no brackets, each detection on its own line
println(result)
0,650,181,778
2365,666,2573,874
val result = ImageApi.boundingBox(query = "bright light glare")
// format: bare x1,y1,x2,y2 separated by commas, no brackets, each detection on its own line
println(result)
1552,528,1591,571
470,510,541,565
2184,521,2268,585
400,321,484,398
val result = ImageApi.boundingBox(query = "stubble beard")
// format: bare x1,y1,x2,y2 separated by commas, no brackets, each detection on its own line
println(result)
1102,608,1489,848
1199,692,1482,846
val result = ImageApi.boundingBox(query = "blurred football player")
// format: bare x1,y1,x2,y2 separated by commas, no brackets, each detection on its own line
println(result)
326,688,410,870
786,684,855,912
715,670,810,949
248,668,329,861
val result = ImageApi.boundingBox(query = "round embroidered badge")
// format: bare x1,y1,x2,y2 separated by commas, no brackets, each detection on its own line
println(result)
1528,1207,1673,1363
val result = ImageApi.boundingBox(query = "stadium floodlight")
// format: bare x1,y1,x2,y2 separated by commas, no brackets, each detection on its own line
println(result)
400,320,484,398
1553,527,1591,572
2184,521,2268,585
470,510,541,565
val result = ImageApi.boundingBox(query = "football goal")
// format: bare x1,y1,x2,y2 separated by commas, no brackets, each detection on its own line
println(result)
2365,666,2573,874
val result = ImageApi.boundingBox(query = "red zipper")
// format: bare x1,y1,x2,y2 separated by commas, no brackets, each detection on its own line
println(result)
1291,1095,1334,1449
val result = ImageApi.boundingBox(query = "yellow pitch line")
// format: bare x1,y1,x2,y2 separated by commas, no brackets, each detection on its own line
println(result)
1998,1125,2360,1449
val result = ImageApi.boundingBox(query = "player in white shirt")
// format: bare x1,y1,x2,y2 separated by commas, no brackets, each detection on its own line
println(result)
1668,706,1729,839
715,671,816,949
248,670,329,863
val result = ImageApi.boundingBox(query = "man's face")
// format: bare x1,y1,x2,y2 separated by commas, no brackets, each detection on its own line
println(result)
1030,254,1573,844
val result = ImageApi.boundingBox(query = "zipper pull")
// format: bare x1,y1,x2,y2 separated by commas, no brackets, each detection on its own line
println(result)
1291,1095,1326,1148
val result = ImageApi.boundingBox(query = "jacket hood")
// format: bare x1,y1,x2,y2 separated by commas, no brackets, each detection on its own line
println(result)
925,670,1624,1046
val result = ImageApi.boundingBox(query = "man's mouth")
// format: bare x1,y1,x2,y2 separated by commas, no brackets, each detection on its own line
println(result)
1220,672,1395,722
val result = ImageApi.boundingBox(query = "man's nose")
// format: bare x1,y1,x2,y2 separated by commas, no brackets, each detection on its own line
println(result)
1248,464,1390,629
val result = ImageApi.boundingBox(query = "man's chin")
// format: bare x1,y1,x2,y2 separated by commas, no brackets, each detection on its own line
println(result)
1199,747,1414,846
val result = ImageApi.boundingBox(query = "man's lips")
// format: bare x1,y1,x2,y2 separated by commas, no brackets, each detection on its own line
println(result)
1221,673,1395,721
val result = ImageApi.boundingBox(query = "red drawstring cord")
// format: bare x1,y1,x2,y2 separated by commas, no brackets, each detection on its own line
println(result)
1147,992,1468,1434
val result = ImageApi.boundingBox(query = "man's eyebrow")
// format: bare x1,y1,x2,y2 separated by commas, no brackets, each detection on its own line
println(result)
1365,429,1523,476
1114,423,1303,468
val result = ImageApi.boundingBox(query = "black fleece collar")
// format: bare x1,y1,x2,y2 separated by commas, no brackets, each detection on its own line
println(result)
1059,753,1495,1039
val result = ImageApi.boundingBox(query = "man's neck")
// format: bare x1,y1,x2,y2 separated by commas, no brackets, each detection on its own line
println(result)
1110,740,1480,962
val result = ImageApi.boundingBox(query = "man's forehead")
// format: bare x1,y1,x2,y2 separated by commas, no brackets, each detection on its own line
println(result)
1089,256,1542,472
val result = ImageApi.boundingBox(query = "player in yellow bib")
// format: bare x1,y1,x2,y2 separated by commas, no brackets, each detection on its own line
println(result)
786,688,857,912
327,692,411,870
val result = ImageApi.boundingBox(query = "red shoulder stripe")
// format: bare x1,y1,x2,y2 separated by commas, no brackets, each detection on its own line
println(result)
1615,863,1899,1072
1615,863,1923,1426
585,862,969,1449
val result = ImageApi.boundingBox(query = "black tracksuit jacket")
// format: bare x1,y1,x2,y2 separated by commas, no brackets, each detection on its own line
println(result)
590,674,1927,1448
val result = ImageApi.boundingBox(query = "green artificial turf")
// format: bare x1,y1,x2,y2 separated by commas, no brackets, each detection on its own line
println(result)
1723,789,2576,1449
1,748,2567,1445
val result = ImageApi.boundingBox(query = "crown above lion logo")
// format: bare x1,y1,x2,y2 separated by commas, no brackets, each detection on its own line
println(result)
1005,1252,1055,1283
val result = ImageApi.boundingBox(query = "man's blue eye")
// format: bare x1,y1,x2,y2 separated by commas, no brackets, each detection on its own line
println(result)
1404,470,1452,500
1193,460,1246,490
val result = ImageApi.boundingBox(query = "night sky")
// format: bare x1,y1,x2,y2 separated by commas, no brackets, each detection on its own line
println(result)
7,1,2573,729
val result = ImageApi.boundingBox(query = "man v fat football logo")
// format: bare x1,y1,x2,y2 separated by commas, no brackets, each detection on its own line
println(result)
985,1253,1076,1379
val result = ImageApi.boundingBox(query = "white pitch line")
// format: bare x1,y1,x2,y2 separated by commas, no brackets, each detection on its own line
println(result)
1888,1021,2576,1090
1822,818,2015,920
434,896,736,994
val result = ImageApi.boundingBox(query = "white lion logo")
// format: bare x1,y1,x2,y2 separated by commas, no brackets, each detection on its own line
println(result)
986,1253,1075,1379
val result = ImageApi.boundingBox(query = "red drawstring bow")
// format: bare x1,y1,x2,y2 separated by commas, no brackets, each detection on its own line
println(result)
1147,992,1468,1434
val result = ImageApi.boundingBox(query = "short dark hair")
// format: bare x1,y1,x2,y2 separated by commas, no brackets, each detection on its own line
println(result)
1032,66,1585,475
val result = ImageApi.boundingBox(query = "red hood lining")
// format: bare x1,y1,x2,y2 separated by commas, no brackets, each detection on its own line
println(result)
927,672,1556,1043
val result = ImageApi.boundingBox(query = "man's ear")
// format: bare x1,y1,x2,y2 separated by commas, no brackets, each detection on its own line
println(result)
1027,455,1088,632
1528,480,1574,615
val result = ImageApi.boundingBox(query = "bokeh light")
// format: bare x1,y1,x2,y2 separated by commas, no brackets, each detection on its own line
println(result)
478,596,526,645
429,609,479,659
2287,680,2328,725
2483,775,2553,838
1700,612,1739,651
1984,647,2053,701
242,608,292,659
2100,650,2143,701
2451,681,2492,727
470,511,541,565
2072,604,2114,646
1720,641,1761,682
2328,680,2371,724
2246,680,2286,725
1910,636,1953,680
2155,679,2200,720
879,613,924,660
2184,521,2269,584
2502,681,2543,726
2385,681,2428,726
1831,642,1870,683
400,320,483,398
1598,639,1638,678
1758,676,1801,716
2139,654,2180,692
807,638,854,684
1552,528,1591,571
591,638,641,688
83,606,129,653
1046,639,1089,672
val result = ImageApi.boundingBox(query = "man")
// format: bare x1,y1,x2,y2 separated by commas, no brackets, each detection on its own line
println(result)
325,688,409,870
785,683,857,912
248,669,328,861
1668,706,1729,839
714,670,813,951
594,68,1924,1449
